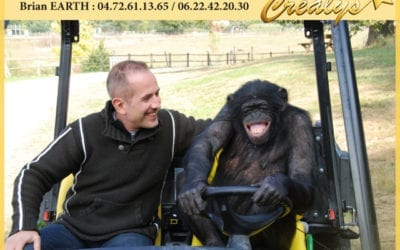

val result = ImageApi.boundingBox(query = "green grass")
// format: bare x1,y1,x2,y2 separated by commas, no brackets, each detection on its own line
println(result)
160,54,319,119
159,37,395,130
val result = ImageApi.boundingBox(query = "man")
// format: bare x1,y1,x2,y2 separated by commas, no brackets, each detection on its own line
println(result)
6,60,210,249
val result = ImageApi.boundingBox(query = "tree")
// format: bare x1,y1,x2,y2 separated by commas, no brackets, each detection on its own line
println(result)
25,21,52,33
277,20,394,47
51,20,100,72
154,21,190,34
364,21,394,46
81,40,110,72
8,20,53,34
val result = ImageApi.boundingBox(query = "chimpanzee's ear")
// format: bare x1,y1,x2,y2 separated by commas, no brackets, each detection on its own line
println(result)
277,87,288,111
227,94,234,103
278,87,288,102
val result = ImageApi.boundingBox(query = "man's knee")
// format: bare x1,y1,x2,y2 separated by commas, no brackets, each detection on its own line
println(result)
39,223,84,249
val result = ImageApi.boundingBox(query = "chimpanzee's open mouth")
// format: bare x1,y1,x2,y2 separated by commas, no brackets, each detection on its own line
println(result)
245,121,270,137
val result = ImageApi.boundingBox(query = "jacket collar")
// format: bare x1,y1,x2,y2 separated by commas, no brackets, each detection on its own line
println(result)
101,101,162,143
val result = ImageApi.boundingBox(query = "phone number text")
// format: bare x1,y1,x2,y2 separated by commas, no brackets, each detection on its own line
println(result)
95,1,250,11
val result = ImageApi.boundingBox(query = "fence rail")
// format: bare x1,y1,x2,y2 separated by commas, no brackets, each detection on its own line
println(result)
109,47,304,69
5,48,307,78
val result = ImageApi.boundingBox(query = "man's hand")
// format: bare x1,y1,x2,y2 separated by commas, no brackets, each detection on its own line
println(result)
252,174,289,206
178,182,207,215
5,230,40,250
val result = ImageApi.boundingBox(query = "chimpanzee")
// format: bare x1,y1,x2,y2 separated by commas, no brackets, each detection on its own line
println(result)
178,80,315,249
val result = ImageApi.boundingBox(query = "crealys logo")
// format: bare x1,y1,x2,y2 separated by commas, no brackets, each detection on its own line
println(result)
260,0,394,24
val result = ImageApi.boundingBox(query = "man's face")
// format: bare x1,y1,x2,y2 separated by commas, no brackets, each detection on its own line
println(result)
113,71,161,131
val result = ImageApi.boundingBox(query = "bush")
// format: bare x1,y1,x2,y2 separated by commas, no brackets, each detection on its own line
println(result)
81,40,110,72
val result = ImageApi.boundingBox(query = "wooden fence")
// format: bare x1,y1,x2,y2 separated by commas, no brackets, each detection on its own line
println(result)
5,48,306,77
109,47,302,69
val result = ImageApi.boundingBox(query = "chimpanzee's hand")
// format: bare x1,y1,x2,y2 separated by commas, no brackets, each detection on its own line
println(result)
252,174,288,206
178,182,207,215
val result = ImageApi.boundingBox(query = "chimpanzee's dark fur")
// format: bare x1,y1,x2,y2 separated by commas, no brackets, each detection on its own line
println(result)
178,80,315,249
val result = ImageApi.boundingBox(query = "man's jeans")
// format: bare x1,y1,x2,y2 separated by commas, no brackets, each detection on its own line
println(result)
24,223,153,249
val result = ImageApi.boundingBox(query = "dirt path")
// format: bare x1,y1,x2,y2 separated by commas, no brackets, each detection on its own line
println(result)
4,73,109,235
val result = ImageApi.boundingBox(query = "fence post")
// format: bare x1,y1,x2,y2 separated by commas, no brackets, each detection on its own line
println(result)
164,52,168,67
169,53,172,67
207,52,211,66
150,53,153,68
251,46,254,61
226,53,229,65
187,53,189,67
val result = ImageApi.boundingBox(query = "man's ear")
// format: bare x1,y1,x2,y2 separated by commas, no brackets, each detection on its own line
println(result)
112,98,126,115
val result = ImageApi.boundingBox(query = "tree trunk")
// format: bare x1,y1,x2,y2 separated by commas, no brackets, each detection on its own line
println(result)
381,21,395,36
366,21,394,46
366,26,379,46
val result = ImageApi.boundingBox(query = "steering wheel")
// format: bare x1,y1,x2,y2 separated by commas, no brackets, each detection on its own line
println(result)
201,186,292,236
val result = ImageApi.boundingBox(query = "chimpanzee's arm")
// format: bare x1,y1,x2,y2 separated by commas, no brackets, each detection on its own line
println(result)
182,105,233,187
252,109,315,213
286,109,316,212
178,106,233,215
